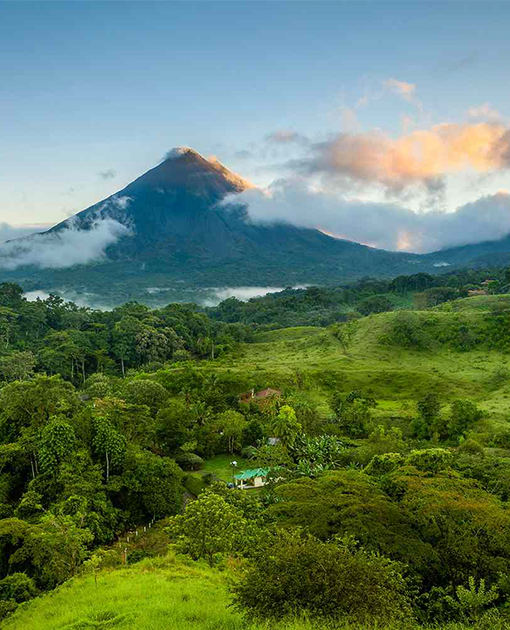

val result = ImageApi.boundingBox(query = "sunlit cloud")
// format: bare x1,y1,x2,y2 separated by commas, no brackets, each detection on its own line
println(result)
384,78,417,102
468,103,501,122
286,122,510,196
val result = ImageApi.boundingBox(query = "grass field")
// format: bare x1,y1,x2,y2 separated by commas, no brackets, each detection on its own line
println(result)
203,296,510,437
4,552,507,630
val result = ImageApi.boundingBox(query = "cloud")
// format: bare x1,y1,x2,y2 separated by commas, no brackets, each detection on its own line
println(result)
98,169,116,180
384,78,416,102
468,103,501,122
234,150,253,160
265,130,309,145
226,181,510,254
0,223,50,244
201,286,305,307
0,217,130,270
110,195,132,210
286,122,510,196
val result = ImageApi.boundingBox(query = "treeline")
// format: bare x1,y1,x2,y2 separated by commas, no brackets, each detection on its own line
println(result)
0,283,253,384
206,267,510,328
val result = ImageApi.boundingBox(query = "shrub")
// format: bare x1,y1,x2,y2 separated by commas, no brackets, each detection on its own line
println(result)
174,452,204,471
406,448,454,473
457,438,485,457
231,530,411,623
365,452,406,476
0,573,37,603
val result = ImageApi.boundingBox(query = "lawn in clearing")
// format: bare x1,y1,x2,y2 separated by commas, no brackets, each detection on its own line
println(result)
203,454,250,482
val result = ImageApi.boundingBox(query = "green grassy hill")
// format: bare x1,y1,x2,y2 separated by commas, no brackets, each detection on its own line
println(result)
3,552,505,630
210,297,510,433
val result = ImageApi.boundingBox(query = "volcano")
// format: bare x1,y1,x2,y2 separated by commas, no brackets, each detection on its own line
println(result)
0,147,497,305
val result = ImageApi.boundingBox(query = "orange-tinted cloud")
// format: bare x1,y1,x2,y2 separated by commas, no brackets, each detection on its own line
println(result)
384,78,416,101
290,122,510,194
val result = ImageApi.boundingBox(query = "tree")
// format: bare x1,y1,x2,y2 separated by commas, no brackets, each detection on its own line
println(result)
216,410,247,454
92,417,126,482
26,514,93,588
271,405,301,448
155,401,194,454
37,418,76,476
412,392,442,440
357,295,393,316
0,351,36,382
331,320,357,354
0,375,79,443
167,491,248,565
331,390,376,438
230,529,411,623
117,447,183,522
122,379,169,415
446,400,483,441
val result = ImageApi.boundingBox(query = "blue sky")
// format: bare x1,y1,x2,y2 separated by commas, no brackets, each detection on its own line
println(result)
2,1,510,252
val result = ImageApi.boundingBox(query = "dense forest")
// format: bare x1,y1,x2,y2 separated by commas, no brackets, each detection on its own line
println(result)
2,271,510,628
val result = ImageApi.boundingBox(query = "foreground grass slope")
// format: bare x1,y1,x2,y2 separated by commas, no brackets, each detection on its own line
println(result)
4,552,507,630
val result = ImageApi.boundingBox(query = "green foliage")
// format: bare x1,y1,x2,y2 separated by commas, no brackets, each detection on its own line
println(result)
117,447,183,522
272,406,301,448
454,576,499,621
92,417,126,482
231,529,411,623
167,491,249,565
383,312,434,349
331,390,376,438
405,448,454,473
37,418,76,475
365,452,406,476
215,410,247,454
357,295,393,316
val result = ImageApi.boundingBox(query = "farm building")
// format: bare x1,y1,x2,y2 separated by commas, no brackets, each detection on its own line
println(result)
239,388,282,404
233,468,269,489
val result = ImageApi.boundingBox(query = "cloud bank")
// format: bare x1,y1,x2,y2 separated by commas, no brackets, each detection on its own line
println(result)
228,182,510,254
0,217,129,270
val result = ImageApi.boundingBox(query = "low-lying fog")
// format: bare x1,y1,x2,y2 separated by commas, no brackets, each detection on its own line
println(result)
23,286,308,310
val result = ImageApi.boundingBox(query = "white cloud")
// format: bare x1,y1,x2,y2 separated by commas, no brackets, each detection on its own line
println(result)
226,181,510,254
201,285,308,307
0,223,50,244
0,217,130,270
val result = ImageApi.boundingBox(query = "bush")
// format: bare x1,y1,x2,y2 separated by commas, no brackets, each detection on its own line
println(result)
457,438,485,457
406,448,454,473
231,530,411,623
365,452,406,476
0,573,37,603
174,452,204,471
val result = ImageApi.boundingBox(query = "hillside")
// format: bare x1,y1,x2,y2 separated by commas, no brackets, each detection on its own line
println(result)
209,296,510,431
3,552,506,630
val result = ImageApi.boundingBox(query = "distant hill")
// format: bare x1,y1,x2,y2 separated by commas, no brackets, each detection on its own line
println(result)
2,147,510,306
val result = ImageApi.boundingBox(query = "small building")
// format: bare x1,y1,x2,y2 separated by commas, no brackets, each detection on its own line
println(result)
234,468,269,489
240,388,282,404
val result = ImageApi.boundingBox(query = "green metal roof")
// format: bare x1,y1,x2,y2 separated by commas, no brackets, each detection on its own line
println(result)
234,468,269,481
